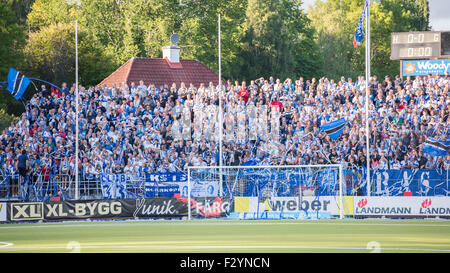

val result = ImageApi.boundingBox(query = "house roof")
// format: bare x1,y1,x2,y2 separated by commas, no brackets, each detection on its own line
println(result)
98,57,221,89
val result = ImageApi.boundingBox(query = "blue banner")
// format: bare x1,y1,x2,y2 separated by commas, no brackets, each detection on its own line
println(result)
345,169,449,196
422,138,449,157
144,182,180,197
145,172,187,183
223,168,338,197
98,169,448,200
144,172,187,197
6,68,30,100
402,59,450,76
143,172,220,197
353,0,368,48
100,174,127,199
320,118,348,141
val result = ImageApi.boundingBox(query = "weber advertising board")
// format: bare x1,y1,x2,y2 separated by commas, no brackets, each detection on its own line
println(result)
231,196,351,219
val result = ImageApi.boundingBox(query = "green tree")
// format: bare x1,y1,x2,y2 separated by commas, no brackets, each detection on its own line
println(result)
6,0,35,25
0,1,27,116
24,0,116,86
175,0,247,79
281,0,323,80
237,0,321,81
308,0,431,81
0,108,18,132
24,22,115,87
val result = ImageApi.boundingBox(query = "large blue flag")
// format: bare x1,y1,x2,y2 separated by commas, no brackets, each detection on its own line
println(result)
6,68,30,100
321,118,348,141
353,0,368,48
422,138,449,157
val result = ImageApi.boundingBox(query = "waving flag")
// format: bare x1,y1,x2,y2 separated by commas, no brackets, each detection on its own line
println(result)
422,138,449,157
353,0,369,48
6,68,30,100
321,118,348,141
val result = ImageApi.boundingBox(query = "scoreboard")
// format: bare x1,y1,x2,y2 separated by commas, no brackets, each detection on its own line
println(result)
391,31,450,60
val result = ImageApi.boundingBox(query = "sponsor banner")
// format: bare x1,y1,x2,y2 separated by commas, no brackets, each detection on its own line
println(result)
354,196,450,216
8,197,231,221
241,196,343,216
133,197,230,218
402,59,450,76
10,202,44,221
100,174,127,199
0,203,7,222
131,198,187,218
191,197,230,217
44,199,127,220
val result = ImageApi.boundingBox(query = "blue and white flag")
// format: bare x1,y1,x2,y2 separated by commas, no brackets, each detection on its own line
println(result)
321,118,348,141
353,0,368,48
6,68,30,100
422,138,449,157
100,173,127,199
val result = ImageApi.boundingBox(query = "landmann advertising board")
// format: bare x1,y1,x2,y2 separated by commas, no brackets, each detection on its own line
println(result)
354,197,450,217
5,197,231,222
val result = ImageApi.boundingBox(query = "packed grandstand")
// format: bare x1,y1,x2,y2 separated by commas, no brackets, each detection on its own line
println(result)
1,72,449,193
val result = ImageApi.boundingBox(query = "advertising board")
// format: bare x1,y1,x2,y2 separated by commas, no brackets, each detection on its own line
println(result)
354,197,450,217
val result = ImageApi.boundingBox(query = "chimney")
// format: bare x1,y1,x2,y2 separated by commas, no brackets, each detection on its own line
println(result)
162,46,181,63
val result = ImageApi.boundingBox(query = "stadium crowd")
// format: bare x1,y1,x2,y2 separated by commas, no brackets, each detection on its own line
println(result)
0,72,449,186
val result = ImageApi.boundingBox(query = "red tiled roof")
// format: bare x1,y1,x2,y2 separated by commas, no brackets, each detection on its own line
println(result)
98,57,221,89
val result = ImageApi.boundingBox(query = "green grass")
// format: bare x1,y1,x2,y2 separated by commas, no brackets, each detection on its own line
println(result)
0,219,449,253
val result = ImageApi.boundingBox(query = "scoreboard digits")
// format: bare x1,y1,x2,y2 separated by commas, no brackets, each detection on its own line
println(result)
390,31,450,60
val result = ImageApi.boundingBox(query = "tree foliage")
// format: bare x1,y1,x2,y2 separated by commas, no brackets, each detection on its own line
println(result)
1,0,432,103
0,1,26,116
307,0,430,81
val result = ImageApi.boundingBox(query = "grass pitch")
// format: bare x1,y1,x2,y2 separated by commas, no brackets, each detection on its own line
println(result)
0,219,449,253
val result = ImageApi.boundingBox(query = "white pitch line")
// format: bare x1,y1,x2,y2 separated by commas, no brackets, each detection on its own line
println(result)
1,244,450,252
0,220,449,229
0,242,13,248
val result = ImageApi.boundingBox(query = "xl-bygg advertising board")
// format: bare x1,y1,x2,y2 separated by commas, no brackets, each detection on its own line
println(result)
43,199,125,220
6,197,231,222
354,197,450,217
10,202,44,221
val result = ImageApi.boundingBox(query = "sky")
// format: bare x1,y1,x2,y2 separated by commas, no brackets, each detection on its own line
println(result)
301,0,450,31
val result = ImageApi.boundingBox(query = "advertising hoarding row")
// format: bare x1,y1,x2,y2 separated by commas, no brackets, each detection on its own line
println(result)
231,196,450,219
1,196,449,222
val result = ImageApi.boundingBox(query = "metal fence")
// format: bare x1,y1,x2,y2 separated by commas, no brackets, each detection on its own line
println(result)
0,166,449,202
0,173,148,202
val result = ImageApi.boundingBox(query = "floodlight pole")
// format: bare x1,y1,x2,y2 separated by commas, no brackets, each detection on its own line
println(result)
75,19,79,200
218,13,223,196
365,1,371,196
66,0,81,200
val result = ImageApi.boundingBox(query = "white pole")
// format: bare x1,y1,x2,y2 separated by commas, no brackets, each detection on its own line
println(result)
339,164,344,219
218,13,223,196
75,19,79,200
365,1,371,197
187,168,191,220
